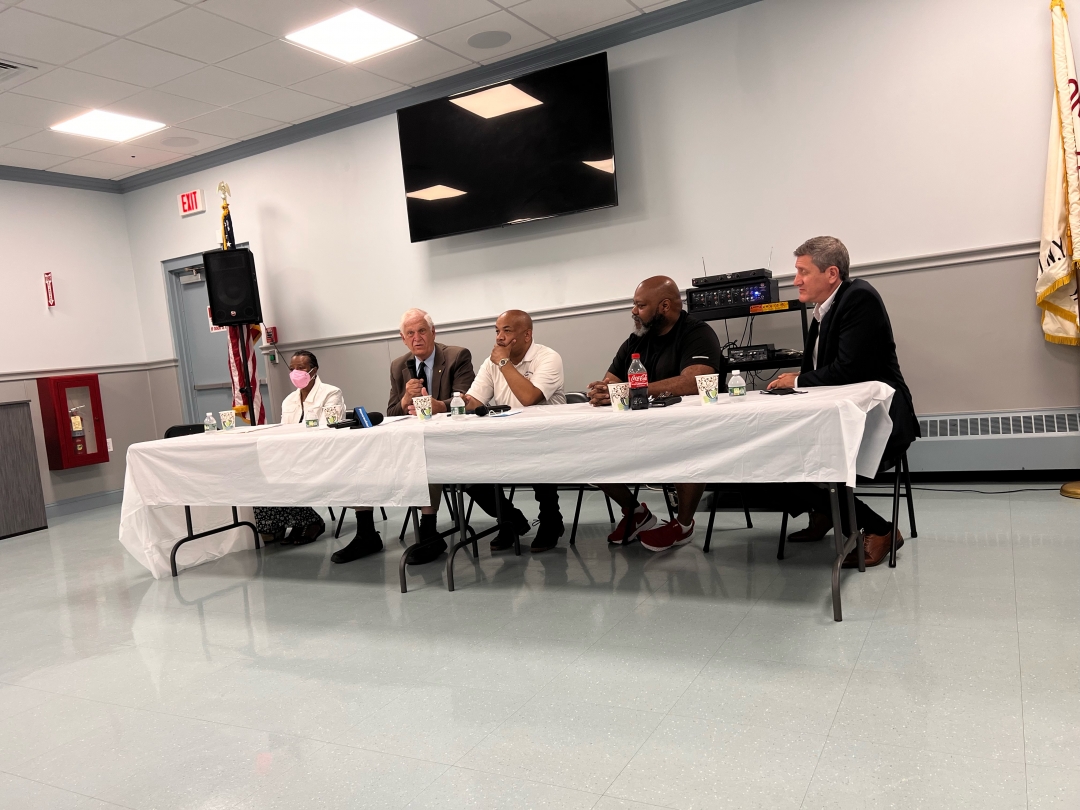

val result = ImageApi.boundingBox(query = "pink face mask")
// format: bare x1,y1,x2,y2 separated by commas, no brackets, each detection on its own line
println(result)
289,369,313,389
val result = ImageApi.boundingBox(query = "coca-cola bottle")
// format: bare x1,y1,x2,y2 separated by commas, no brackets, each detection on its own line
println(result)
628,353,650,410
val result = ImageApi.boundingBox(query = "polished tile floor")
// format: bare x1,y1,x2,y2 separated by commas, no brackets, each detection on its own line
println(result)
0,486,1078,809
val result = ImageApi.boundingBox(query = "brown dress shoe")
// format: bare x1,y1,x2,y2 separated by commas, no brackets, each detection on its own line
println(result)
842,530,904,568
789,511,832,543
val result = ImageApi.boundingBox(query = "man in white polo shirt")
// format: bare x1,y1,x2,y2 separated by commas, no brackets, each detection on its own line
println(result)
462,310,566,552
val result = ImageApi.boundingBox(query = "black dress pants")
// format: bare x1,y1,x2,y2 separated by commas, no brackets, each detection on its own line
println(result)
739,484,891,536
465,484,562,523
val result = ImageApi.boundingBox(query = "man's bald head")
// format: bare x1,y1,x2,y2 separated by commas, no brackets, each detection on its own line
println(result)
495,309,534,362
632,276,683,336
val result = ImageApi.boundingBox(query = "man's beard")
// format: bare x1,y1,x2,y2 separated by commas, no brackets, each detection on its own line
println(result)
633,312,664,337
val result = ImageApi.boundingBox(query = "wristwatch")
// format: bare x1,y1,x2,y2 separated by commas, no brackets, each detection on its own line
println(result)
498,358,509,367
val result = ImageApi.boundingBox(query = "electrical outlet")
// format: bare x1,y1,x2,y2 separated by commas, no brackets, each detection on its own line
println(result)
107,438,113,452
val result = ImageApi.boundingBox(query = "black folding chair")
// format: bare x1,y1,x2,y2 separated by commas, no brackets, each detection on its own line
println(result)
853,450,916,567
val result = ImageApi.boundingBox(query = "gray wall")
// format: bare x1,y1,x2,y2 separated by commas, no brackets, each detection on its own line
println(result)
266,249,1080,420
0,363,184,512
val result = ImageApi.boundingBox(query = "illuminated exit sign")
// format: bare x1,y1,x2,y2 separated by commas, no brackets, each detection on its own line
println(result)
177,189,205,218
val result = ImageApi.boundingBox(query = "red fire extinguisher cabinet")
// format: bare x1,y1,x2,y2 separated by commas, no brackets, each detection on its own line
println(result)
37,374,110,470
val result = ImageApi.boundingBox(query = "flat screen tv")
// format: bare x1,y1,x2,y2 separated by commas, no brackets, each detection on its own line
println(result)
396,53,617,242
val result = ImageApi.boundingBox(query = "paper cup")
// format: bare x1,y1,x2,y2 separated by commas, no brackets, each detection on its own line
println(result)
414,395,433,421
304,405,322,428
695,374,720,405
218,409,236,429
607,382,631,412
324,404,343,425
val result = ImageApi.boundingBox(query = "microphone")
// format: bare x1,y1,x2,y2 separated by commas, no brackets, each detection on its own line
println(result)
350,407,385,427
471,404,511,417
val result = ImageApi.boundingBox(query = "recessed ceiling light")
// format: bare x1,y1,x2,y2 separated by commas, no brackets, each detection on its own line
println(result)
286,8,417,63
406,185,466,201
583,158,615,174
450,84,542,119
51,110,165,142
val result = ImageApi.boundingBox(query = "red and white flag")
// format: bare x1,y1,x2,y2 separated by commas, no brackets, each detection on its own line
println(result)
227,324,265,425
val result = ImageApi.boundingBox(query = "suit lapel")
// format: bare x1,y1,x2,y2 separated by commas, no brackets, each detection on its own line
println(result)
816,281,850,367
431,344,448,400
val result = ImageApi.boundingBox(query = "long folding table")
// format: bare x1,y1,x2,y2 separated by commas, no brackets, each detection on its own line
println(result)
119,382,895,621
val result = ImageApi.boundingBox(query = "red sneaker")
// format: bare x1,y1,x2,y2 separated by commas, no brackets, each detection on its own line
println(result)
640,519,694,552
607,504,657,545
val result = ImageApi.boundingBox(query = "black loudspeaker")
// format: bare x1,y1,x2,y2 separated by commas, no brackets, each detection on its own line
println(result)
202,247,263,326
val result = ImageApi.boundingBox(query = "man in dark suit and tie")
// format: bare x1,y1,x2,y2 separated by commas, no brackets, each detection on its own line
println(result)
331,308,475,566
767,236,919,567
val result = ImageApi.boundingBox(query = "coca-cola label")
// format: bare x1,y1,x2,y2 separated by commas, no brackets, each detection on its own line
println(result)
628,372,649,388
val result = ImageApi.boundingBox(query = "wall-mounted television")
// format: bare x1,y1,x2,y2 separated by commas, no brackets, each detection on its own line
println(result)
396,53,617,243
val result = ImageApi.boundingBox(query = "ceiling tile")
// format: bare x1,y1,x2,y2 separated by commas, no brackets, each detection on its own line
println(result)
0,121,38,146
17,0,184,37
558,9,638,39
0,7,115,64
198,0,355,38
289,65,404,105
48,157,140,179
104,89,216,126
477,38,555,64
129,125,233,154
218,41,338,86
510,0,639,38
429,9,551,63
0,93,88,128
7,129,110,158
231,88,341,122
0,145,68,169
361,0,501,37
68,40,203,87
637,0,689,8
129,8,275,65
180,107,282,138
10,68,143,108
156,66,277,106
85,142,187,168
359,40,471,86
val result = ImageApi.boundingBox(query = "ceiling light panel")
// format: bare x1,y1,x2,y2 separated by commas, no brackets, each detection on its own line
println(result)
450,84,542,119
286,9,418,63
51,110,165,142
407,185,466,201
583,158,615,173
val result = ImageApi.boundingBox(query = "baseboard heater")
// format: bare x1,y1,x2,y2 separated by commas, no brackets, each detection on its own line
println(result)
908,407,1080,472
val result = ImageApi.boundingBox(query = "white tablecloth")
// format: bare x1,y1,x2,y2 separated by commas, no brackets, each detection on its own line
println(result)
120,420,429,578
119,383,893,578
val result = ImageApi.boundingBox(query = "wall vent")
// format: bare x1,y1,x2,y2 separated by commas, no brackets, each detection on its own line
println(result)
0,58,37,85
918,408,1080,439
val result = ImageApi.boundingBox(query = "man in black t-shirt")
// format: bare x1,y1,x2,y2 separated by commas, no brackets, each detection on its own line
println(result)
586,276,727,553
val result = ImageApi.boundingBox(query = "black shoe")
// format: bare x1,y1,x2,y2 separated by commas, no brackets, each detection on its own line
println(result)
292,518,325,546
407,538,447,565
331,527,383,563
490,509,531,551
531,520,564,553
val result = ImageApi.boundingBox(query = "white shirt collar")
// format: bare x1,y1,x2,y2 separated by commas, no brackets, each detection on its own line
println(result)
814,284,841,323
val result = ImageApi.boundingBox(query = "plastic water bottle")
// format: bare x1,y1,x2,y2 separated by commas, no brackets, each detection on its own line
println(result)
728,370,747,399
450,391,466,418
628,353,650,410
203,412,218,432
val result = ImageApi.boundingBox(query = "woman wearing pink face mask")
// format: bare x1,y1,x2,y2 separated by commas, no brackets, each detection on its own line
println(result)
253,350,345,545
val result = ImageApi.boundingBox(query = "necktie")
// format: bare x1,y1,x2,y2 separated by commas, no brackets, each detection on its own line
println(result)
416,359,427,393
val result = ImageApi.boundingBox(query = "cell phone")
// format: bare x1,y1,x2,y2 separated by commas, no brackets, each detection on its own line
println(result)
650,395,682,407
760,388,805,395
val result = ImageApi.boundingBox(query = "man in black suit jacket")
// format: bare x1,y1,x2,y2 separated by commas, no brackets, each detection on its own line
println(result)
767,236,919,567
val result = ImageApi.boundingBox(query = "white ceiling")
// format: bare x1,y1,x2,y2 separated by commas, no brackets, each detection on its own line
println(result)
0,0,687,181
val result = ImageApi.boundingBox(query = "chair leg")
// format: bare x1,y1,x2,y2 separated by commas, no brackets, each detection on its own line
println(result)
380,507,387,522
604,493,615,524
902,453,917,538
663,485,676,522
327,507,336,522
889,459,902,568
777,511,789,560
398,507,414,542
334,509,347,539
569,485,584,546
703,489,718,553
741,494,753,529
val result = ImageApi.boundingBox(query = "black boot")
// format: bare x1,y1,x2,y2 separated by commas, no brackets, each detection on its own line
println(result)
531,516,564,552
331,510,383,563
407,512,446,565
490,508,532,551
